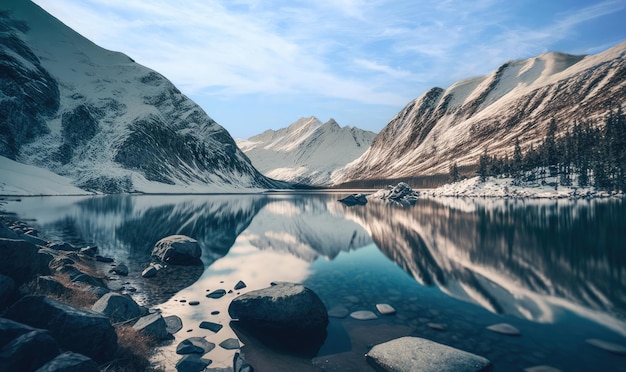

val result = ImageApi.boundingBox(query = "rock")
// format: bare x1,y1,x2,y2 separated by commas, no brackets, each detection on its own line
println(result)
110,263,129,276
58,265,107,288
373,182,421,206
233,352,253,372
0,222,19,239
35,351,99,372
164,315,183,334
152,235,202,265
0,317,36,348
91,293,142,323
428,322,447,331
229,282,328,334
0,274,15,309
176,336,215,355
20,233,48,246
95,255,114,263
133,313,170,340
4,296,117,362
35,250,54,275
0,238,40,284
79,246,98,257
350,310,378,320
338,193,368,206
524,366,562,372
234,280,247,290
366,336,492,372
586,338,626,355
376,303,396,315
141,265,158,278
211,311,220,315
0,329,60,371
219,338,240,350
206,289,226,299
188,301,200,306
47,242,77,251
199,321,223,333
48,256,75,270
486,323,521,336
229,282,327,357
328,305,350,318
176,354,212,372
36,276,68,296
344,295,359,303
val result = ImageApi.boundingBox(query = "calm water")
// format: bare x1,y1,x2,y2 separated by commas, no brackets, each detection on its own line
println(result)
2,193,625,371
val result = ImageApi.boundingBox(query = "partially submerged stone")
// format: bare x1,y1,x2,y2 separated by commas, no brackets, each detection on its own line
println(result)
366,336,492,372
206,289,226,299
176,337,215,355
376,303,396,315
164,315,183,334
338,194,368,206
176,354,212,372
350,310,378,320
133,313,169,340
586,338,626,355
219,338,240,350
328,305,350,318
152,235,201,265
486,323,521,336
199,321,223,333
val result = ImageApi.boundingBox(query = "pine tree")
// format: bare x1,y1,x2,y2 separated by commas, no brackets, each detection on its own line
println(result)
478,149,489,182
449,162,460,183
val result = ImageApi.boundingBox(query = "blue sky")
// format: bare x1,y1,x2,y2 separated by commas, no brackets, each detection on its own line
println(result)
32,0,626,138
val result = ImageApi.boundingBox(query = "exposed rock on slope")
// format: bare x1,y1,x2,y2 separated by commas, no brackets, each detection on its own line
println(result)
335,42,626,184
0,1,281,193
237,117,376,186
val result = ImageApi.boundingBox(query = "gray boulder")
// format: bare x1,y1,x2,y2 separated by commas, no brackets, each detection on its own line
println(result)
110,263,129,276
0,222,19,239
152,235,202,265
0,238,40,284
373,182,420,206
366,336,492,372
0,329,60,372
35,351,99,372
338,193,368,206
36,276,69,296
176,354,212,372
92,293,142,323
0,317,37,348
133,313,170,340
4,296,117,363
176,336,215,355
228,282,327,356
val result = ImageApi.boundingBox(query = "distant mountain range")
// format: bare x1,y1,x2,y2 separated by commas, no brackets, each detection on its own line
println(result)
334,41,626,185
236,117,376,186
0,0,282,194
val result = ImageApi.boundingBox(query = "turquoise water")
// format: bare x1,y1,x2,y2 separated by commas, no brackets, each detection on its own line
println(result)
2,193,625,370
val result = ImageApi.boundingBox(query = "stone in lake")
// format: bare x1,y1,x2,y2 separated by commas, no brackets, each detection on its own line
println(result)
338,193,368,206
327,305,350,318
350,310,378,320
234,280,247,290
586,338,626,355
176,336,215,355
486,323,521,336
199,321,223,333
206,289,226,299
219,338,241,350
428,322,447,331
366,336,493,372
524,366,562,372
141,265,158,278
176,354,212,372
164,315,183,334
228,282,327,357
188,301,200,306
36,351,99,372
4,296,117,363
376,303,396,315
152,235,202,265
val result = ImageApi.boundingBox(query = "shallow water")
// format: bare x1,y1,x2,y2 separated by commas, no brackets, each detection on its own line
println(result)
2,193,626,371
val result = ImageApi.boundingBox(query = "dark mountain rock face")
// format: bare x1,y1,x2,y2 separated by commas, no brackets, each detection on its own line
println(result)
0,2,281,193
336,43,626,183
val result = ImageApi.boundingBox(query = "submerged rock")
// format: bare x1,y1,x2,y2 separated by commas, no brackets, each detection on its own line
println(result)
327,305,350,318
164,315,183,334
366,336,492,372
586,338,626,355
376,303,396,315
152,235,202,265
350,310,378,320
486,323,521,336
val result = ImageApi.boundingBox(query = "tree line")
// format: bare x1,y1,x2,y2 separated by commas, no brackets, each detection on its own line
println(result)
449,108,626,192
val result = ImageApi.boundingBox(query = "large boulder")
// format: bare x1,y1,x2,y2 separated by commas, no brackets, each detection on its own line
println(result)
0,317,37,349
0,222,19,239
372,182,420,206
0,238,41,284
35,351,99,372
92,293,142,323
0,329,60,371
228,282,328,356
151,235,202,265
4,296,117,363
366,337,492,372
0,274,15,309
133,313,170,340
338,193,368,206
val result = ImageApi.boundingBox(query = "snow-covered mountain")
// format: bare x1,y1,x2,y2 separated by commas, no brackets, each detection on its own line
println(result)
0,0,282,194
334,41,626,184
236,117,376,186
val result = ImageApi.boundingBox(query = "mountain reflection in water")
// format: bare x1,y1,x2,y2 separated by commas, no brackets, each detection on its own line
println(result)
4,194,625,335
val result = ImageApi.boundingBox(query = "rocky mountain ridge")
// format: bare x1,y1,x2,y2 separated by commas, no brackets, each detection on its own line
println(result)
0,0,281,194
334,41,626,184
237,116,376,186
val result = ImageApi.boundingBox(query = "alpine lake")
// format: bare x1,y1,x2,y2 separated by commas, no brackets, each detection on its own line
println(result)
2,192,625,371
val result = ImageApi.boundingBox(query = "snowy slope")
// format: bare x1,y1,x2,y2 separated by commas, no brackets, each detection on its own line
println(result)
236,117,376,185
0,0,282,194
0,155,88,195
334,42,626,184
